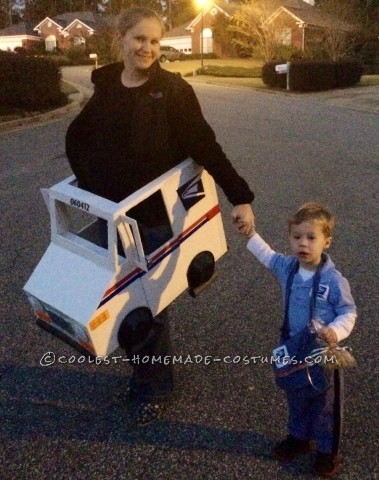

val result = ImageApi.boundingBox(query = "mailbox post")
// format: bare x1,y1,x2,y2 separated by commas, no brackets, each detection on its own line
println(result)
89,53,98,69
275,62,291,91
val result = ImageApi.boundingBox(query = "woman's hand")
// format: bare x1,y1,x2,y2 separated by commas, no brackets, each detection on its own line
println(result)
231,204,255,237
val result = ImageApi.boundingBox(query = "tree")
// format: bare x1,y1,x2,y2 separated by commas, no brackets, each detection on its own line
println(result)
316,0,361,60
0,0,20,28
100,0,162,15
227,0,279,61
212,13,236,58
24,0,100,22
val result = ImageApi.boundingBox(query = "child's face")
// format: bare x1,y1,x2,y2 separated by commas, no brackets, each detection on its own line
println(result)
290,220,331,270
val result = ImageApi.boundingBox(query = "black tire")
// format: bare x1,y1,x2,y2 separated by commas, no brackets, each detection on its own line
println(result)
159,55,167,63
187,251,215,292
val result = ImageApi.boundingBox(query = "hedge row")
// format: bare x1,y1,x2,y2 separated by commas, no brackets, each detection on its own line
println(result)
0,51,67,111
262,59,363,92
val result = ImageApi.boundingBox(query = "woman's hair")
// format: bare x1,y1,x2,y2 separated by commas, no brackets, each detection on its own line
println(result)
116,7,165,37
289,202,335,238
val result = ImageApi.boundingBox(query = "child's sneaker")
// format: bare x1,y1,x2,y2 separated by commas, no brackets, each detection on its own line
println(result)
313,452,340,477
272,434,312,461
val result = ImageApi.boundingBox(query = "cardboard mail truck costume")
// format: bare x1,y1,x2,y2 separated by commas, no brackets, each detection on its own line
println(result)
24,159,227,357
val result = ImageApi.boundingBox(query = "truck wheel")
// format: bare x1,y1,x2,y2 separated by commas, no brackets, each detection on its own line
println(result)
187,251,215,297
159,55,167,63
118,307,154,353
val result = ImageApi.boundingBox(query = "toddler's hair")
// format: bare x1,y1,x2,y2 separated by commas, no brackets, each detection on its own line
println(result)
289,202,335,237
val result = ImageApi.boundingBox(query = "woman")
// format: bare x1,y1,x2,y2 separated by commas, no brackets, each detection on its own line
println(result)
66,7,255,426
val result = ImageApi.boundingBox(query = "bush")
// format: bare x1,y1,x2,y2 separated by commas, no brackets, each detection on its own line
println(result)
262,59,362,91
0,51,67,111
65,45,93,65
183,53,218,60
197,65,262,78
289,60,335,91
272,45,303,61
262,61,288,89
334,59,363,87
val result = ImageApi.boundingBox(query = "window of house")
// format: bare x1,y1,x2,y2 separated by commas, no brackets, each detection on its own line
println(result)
73,36,86,46
45,35,56,51
276,28,292,46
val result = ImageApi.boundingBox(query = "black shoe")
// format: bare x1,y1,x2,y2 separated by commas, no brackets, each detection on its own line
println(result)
314,452,340,477
135,402,166,427
273,435,312,461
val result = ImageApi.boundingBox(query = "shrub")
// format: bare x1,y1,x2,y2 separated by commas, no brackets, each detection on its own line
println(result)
272,45,303,61
0,51,67,111
182,53,218,60
65,45,93,65
334,59,363,87
197,65,262,77
262,59,362,92
262,61,288,89
289,60,335,91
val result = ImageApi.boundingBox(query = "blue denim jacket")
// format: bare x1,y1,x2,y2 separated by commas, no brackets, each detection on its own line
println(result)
269,253,356,336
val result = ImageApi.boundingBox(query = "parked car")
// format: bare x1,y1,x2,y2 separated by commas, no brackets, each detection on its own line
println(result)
159,45,184,63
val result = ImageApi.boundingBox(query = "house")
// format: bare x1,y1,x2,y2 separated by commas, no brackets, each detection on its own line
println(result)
162,0,353,57
33,11,114,52
160,23,192,55
161,0,237,56
0,22,42,51
264,0,354,51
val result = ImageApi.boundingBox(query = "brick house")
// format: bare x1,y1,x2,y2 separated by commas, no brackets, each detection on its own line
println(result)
263,0,354,52
33,11,113,52
161,1,237,56
0,22,42,51
162,0,353,57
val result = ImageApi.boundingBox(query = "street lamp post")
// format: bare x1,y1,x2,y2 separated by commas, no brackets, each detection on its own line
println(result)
201,8,204,69
196,0,209,70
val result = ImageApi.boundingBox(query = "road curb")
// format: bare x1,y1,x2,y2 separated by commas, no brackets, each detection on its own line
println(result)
0,84,86,133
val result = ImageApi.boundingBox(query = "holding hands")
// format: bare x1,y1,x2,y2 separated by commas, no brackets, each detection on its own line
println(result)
231,204,255,237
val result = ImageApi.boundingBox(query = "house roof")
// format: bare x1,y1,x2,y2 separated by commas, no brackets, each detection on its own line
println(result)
53,11,114,30
34,11,116,34
163,23,192,39
265,1,355,30
187,0,238,30
0,22,39,37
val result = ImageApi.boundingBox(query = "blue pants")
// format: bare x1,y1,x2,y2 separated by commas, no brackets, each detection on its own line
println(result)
286,370,344,454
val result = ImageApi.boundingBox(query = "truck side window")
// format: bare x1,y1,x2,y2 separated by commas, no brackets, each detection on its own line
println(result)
127,190,173,256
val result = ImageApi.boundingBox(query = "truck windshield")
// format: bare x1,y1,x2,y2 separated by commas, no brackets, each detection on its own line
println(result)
55,200,125,257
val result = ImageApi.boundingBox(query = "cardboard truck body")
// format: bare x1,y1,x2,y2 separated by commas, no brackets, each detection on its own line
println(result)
24,159,227,356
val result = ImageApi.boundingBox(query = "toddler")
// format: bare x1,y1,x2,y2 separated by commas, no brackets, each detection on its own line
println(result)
244,202,357,477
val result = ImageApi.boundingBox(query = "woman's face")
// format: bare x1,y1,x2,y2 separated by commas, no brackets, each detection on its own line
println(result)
119,17,162,73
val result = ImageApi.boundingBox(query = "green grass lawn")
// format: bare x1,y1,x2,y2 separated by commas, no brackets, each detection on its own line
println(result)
161,58,264,77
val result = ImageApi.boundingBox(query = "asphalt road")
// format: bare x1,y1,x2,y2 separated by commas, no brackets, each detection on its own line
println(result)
0,76,378,480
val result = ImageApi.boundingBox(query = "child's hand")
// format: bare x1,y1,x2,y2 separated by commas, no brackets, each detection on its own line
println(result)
318,327,338,346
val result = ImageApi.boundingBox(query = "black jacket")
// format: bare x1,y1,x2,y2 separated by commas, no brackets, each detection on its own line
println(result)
66,61,254,205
